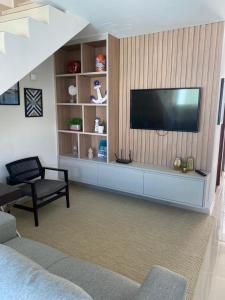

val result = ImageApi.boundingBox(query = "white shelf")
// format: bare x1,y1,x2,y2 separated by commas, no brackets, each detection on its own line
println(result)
57,103,107,107
58,130,107,137
56,71,107,78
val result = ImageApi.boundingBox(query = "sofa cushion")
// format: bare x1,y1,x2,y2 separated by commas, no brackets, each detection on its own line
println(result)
0,244,93,300
0,212,17,243
4,237,68,269
48,257,140,300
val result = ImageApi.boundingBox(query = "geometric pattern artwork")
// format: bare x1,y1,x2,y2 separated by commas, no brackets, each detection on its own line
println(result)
24,88,43,117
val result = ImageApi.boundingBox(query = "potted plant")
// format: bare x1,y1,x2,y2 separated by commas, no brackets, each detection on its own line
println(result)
98,120,106,134
67,118,82,131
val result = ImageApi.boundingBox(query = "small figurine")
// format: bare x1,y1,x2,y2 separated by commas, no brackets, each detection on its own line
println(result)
72,144,78,157
96,54,106,72
94,117,100,133
90,80,107,104
88,147,94,160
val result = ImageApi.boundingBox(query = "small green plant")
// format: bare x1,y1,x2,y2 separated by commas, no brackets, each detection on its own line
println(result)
99,120,106,127
66,118,82,126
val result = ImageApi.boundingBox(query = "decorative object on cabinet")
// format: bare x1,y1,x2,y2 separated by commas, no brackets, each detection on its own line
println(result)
98,139,107,159
218,78,225,125
68,85,77,103
88,147,94,160
90,80,107,104
0,83,20,105
96,53,106,72
24,88,43,117
67,118,82,131
173,157,182,170
115,150,132,164
187,157,194,171
67,60,81,73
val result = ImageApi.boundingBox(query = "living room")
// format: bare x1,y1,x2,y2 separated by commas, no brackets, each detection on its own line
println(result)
0,0,225,299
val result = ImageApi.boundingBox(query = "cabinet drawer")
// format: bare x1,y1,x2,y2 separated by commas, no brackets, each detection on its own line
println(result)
59,158,98,185
99,165,143,194
144,172,204,206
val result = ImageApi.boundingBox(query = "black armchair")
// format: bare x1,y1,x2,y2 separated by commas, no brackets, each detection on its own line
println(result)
6,156,69,227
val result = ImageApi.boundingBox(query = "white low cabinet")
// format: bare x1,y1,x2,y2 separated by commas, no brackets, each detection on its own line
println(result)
98,164,143,194
143,172,204,207
59,157,98,185
59,156,208,210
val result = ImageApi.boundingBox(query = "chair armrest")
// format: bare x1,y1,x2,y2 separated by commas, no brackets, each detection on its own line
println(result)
7,178,37,198
0,212,17,243
135,265,187,300
43,167,68,183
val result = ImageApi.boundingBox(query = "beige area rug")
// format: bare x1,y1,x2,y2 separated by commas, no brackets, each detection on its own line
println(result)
12,183,215,299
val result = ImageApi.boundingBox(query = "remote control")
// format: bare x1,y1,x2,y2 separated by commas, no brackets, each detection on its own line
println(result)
195,169,207,177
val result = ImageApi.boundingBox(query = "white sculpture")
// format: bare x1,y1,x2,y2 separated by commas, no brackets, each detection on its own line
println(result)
88,147,94,160
68,85,77,103
90,80,107,104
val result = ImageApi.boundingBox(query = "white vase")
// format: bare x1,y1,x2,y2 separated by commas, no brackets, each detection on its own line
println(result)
98,126,104,134
70,124,81,131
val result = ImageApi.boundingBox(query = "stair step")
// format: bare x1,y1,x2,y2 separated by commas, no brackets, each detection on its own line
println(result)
0,17,32,36
0,5,49,23
2,2,42,15
15,0,33,6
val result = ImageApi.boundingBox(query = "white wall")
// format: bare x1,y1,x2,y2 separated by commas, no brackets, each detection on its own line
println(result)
0,56,57,183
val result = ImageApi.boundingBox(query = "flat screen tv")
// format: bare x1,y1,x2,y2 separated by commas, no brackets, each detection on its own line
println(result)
130,88,201,132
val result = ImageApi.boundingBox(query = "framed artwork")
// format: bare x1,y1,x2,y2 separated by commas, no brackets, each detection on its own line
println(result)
0,83,20,105
218,78,225,125
24,88,43,117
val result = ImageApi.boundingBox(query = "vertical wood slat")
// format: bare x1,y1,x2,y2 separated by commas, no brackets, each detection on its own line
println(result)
119,22,224,170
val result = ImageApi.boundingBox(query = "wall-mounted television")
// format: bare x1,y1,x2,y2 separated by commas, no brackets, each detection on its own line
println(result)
130,88,201,132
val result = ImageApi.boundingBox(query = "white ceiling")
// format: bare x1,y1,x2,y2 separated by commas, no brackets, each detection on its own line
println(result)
42,0,225,39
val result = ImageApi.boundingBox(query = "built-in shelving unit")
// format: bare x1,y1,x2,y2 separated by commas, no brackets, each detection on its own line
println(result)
55,35,119,163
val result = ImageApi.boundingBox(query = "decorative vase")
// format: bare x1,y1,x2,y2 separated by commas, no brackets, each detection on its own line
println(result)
98,126,104,134
173,157,182,170
187,157,194,171
70,124,81,131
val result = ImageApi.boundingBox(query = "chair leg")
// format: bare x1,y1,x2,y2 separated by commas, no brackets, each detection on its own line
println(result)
34,208,39,227
66,186,70,208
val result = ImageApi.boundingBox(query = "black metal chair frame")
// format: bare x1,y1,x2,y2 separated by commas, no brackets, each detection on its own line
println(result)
6,156,69,227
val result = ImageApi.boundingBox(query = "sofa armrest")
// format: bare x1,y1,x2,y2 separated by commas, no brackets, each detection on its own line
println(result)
0,212,17,243
135,265,187,300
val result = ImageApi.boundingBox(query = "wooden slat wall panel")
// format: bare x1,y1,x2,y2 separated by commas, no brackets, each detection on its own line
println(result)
119,22,224,170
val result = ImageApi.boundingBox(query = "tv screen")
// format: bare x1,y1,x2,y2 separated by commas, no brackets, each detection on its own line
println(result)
130,88,201,132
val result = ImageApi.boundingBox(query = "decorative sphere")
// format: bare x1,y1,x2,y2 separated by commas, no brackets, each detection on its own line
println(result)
67,60,81,73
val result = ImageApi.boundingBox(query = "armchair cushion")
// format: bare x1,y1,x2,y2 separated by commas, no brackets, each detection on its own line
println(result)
0,244,93,300
21,179,67,199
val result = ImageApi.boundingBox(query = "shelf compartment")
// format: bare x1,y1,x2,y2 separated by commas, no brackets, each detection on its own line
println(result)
83,105,107,133
58,106,82,131
58,131,79,157
82,40,107,73
77,74,107,104
55,44,81,75
80,134,107,160
56,76,77,103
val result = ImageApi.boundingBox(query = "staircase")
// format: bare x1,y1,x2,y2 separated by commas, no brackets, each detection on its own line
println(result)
0,0,89,95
